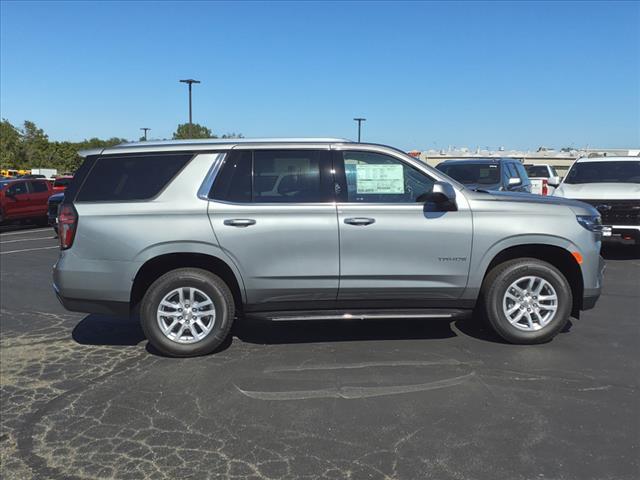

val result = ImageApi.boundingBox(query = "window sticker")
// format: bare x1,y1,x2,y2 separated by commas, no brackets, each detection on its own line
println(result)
355,164,405,194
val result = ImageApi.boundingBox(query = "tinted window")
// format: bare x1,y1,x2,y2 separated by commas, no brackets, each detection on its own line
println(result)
210,151,252,202
211,150,328,203
7,182,28,195
438,163,500,186
343,151,434,203
30,181,49,192
253,150,323,203
54,177,72,187
76,153,192,202
564,161,640,184
525,165,550,177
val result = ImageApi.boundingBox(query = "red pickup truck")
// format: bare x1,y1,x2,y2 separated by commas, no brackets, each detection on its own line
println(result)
0,178,53,224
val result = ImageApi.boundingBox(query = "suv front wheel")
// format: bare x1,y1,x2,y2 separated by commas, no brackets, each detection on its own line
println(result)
140,268,235,357
481,258,572,344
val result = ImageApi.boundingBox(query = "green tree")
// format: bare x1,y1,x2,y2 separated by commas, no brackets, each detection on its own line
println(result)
0,119,23,168
21,120,51,168
172,123,213,140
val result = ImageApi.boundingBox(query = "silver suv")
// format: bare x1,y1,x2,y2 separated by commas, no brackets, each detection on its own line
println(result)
53,138,604,357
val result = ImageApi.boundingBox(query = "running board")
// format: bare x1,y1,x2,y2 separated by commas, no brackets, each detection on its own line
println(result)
247,309,471,322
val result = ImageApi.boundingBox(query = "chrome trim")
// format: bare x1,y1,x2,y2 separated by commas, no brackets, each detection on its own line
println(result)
197,153,227,200
269,313,454,321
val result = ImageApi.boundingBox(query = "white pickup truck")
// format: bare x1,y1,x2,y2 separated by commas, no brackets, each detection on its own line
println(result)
553,156,640,245
524,164,561,196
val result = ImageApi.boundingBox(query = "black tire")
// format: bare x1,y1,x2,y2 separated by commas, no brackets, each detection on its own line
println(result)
140,268,235,357
481,258,572,344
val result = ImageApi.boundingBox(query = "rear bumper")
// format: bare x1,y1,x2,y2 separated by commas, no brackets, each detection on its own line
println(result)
53,281,129,316
601,226,640,244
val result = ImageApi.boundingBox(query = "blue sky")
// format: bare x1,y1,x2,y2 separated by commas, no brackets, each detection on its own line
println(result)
1,0,638,150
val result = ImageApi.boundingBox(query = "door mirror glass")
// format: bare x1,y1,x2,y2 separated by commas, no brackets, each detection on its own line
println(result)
416,181,457,211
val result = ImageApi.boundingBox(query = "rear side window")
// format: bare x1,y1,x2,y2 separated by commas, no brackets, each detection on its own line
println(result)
210,150,330,203
76,153,192,202
30,181,49,192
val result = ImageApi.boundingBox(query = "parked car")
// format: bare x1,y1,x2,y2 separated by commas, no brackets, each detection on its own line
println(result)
435,158,532,193
524,164,561,196
554,156,640,245
48,192,65,233
0,178,53,224
53,138,604,357
52,176,73,194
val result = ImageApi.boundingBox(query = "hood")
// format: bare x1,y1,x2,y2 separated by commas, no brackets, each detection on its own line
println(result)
467,189,599,216
462,182,502,192
554,182,640,200
48,192,65,203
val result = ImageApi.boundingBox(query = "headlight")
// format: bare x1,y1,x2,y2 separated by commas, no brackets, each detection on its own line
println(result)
576,215,603,232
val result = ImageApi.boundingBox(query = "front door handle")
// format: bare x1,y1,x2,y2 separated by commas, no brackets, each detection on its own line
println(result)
344,217,375,226
224,218,256,227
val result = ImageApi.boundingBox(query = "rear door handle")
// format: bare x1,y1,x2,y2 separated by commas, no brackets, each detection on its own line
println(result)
344,217,375,226
223,218,256,227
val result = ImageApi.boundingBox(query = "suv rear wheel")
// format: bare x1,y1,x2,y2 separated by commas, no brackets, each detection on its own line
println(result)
140,268,235,357
481,258,572,344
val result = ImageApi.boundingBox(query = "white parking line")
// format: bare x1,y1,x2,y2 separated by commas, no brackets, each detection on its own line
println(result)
0,236,55,244
0,246,59,255
0,228,51,237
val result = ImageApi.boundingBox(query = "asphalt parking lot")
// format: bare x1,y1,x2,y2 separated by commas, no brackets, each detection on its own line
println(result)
1,225,639,480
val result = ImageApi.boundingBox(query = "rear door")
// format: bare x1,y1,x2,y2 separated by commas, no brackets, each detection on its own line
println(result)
208,148,339,311
28,180,51,216
334,147,473,307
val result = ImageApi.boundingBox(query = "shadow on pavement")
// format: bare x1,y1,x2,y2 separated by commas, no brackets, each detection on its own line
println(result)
73,312,575,353
73,314,145,346
601,244,640,260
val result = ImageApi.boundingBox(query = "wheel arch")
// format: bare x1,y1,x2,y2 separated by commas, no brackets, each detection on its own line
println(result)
130,252,245,314
480,243,584,317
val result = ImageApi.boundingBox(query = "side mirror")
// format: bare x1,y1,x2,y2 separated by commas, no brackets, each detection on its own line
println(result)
508,177,522,187
416,181,458,211
547,176,560,187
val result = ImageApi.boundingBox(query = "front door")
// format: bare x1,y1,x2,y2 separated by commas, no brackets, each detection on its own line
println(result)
208,148,339,311
334,148,473,308
4,181,30,219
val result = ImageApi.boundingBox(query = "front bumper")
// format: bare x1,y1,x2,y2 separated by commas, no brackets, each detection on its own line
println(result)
581,255,605,311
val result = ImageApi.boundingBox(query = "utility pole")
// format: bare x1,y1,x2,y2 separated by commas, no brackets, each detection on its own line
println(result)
179,78,201,137
140,127,151,141
353,117,366,142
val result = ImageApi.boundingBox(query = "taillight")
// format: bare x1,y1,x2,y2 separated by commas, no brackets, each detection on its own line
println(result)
58,204,78,250
541,179,548,196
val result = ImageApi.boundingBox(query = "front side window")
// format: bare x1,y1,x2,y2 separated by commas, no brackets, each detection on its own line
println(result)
7,182,28,196
211,150,330,203
341,151,434,203
564,161,640,184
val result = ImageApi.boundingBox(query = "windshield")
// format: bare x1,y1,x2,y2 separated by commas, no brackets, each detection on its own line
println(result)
437,163,500,185
525,165,549,178
564,161,640,184
0,180,12,189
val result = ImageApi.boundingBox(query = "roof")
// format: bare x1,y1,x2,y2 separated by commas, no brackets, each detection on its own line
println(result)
575,156,639,163
93,137,354,155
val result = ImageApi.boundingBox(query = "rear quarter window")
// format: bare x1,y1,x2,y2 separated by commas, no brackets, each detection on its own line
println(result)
76,153,192,202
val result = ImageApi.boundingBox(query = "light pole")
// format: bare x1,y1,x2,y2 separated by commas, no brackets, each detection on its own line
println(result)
140,127,151,141
353,117,366,142
179,78,201,137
